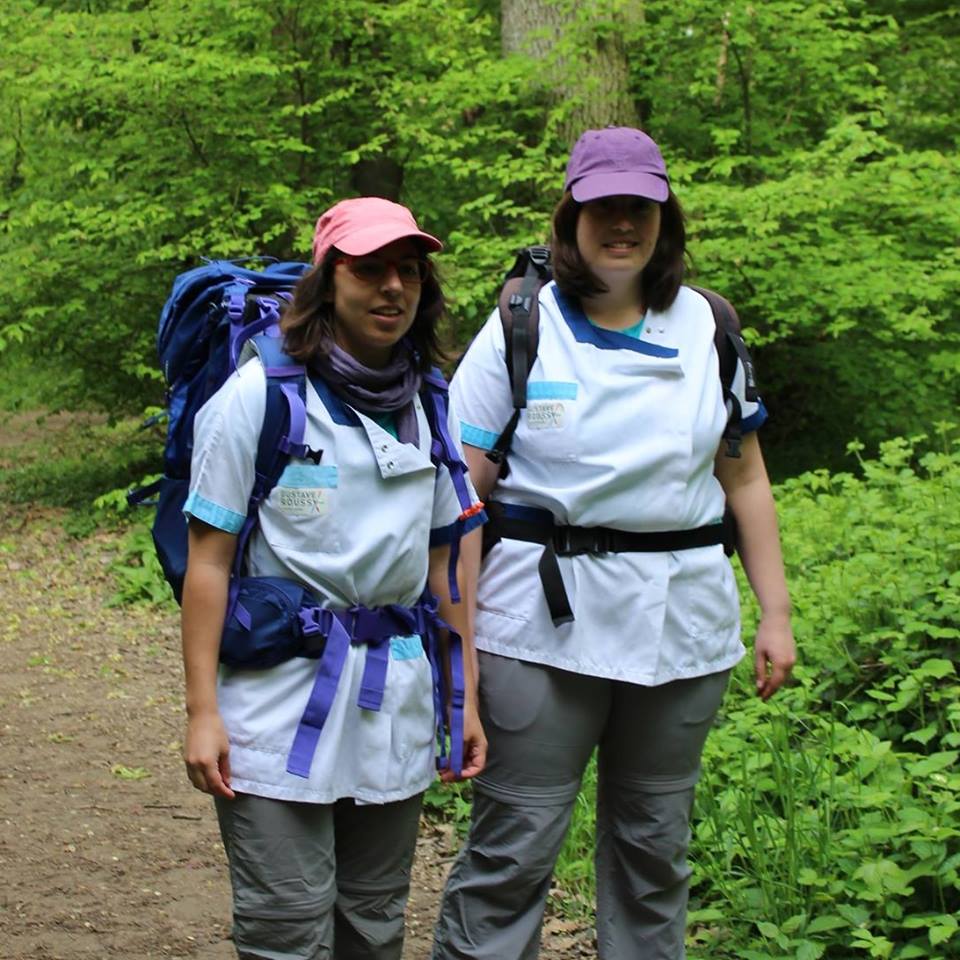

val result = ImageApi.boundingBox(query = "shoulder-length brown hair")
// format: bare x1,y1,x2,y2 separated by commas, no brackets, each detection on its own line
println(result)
280,245,446,372
550,190,687,313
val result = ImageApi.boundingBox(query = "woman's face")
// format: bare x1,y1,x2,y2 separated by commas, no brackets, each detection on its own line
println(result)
330,238,424,368
575,195,662,285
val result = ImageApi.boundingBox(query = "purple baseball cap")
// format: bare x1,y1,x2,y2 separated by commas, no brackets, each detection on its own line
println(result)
564,127,670,203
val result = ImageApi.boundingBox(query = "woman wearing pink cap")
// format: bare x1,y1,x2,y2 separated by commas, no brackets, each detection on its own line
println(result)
181,197,486,960
433,129,795,958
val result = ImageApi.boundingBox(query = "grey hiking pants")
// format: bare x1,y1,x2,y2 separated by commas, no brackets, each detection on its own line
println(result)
433,654,730,960
215,792,422,960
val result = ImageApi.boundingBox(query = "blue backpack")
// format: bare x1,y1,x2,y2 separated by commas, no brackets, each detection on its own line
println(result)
129,259,312,602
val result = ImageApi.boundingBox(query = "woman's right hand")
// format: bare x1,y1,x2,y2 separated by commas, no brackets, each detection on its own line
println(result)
184,711,235,798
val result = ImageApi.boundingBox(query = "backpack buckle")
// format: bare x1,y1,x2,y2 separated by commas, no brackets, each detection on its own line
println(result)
553,525,573,555
527,245,551,269
591,529,612,554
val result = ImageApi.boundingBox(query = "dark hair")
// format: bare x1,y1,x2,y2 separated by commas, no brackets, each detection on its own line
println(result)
280,244,446,372
550,190,687,313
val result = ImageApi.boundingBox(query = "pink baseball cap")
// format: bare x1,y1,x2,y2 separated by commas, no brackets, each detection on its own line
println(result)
564,127,669,203
311,197,443,265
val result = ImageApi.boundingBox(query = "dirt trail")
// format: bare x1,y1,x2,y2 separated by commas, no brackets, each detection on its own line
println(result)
0,415,591,960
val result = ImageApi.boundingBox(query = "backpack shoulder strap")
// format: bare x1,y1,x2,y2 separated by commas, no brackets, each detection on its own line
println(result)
497,245,551,407
223,335,320,628
421,367,484,604
488,245,552,476
421,367,474,517
689,286,758,458
249,335,321,482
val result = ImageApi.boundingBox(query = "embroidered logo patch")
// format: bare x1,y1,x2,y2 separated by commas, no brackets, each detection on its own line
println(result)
527,400,567,430
276,487,330,516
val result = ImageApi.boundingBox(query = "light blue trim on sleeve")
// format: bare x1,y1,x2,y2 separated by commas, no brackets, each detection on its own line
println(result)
429,508,488,547
390,636,424,661
527,381,578,401
460,422,499,451
183,491,246,534
741,401,768,434
278,464,339,488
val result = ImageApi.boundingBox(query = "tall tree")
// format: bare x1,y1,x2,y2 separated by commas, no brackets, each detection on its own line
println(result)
501,0,642,140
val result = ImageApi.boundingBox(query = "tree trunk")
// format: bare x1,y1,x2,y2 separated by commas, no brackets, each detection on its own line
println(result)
502,0,643,142
350,156,404,202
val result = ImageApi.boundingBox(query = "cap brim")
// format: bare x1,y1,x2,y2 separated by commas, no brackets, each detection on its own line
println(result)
570,172,669,203
335,223,443,256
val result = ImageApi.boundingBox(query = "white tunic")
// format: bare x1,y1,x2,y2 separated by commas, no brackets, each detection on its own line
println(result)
185,355,478,804
452,282,765,686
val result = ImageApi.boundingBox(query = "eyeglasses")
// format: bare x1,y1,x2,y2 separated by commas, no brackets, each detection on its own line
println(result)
336,255,431,286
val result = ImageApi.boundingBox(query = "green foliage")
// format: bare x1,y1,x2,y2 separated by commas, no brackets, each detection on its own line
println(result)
0,409,160,533
0,0,556,408
682,127,960,475
2,0,956,474
105,520,175,608
556,433,960,957
422,778,475,833
633,0,897,165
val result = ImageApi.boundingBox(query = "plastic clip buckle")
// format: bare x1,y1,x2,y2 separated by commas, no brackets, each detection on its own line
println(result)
508,293,532,313
528,245,551,269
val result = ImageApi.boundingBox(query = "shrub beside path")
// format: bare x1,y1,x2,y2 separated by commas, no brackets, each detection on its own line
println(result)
0,450,591,958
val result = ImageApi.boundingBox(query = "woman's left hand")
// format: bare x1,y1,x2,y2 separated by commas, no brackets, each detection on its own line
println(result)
754,613,796,700
440,701,487,783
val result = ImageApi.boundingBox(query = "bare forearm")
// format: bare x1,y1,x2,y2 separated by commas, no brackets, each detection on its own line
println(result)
716,433,796,697
181,523,237,717
181,561,228,716
727,476,791,621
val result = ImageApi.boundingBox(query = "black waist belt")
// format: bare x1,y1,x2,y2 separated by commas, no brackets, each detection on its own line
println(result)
482,501,736,627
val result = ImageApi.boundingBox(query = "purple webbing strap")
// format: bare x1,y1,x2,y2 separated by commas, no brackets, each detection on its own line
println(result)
278,381,308,459
447,632,465,775
229,296,281,368
226,286,248,321
420,594,466,776
423,387,474,603
232,601,252,631
286,604,418,778
286,611,353,778
285,595,465,780
420,606,448,770
357,640,390,710
425,388,473,512
351,604,417,711
224,509,261,632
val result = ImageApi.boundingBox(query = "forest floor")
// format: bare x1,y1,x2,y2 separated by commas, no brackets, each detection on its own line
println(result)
0,412,593,960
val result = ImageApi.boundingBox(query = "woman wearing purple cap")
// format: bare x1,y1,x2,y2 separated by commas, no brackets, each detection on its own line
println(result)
433,129,795,958
180,196,487,960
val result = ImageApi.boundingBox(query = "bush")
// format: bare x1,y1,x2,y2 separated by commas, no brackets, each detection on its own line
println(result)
556,430,960,958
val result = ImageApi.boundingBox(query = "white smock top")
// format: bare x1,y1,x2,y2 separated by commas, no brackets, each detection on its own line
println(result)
184,354,480,804
451,282,766,686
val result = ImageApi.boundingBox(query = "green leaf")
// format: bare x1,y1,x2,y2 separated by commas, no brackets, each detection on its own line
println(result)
756,921,780,939
795,942,825,960
907,752,959,777
805,915,848,934
111,764,151,781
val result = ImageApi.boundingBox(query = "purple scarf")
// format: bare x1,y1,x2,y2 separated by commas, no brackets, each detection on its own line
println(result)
311,337,422,446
